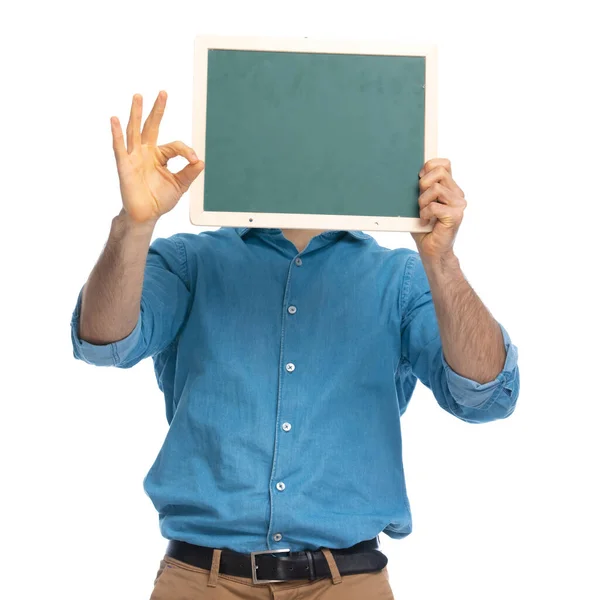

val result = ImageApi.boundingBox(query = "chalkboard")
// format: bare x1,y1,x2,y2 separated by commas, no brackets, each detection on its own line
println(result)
191,36,437,232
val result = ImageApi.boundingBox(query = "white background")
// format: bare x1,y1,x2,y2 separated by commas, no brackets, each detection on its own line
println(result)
2,1,599,598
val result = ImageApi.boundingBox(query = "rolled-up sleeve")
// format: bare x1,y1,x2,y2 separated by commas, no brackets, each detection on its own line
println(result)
71,287,144,366
442,323,519,413
400,252,520,424
70,235,191,368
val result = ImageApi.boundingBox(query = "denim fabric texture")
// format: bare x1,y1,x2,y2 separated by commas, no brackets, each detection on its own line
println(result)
71,227,519,553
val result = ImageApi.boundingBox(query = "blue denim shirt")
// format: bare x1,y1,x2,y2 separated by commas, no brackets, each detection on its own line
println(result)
71,227,519,553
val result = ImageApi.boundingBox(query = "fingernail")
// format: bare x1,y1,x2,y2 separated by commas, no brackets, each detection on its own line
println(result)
190,152,198,161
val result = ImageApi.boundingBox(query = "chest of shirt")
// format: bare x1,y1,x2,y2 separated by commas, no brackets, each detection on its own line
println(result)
178,246,404,369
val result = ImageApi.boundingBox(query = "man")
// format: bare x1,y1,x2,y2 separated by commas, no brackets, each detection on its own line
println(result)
71,90,519,600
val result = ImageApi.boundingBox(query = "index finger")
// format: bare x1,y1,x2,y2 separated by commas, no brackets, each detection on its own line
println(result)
110,116,127,164
141,90,168,146
419,158,452,178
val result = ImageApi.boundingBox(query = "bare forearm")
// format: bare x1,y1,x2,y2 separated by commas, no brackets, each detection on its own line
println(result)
421,252,505,384
78,209,157,344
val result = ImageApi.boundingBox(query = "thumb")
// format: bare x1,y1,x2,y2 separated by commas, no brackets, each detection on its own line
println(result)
174,159,205,191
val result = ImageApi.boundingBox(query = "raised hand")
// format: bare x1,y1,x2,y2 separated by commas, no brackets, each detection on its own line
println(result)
110,91,205,224
412,158,467,259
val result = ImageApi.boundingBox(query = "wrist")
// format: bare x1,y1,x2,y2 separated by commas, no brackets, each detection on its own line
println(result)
113,209,158,237
420,250,461,275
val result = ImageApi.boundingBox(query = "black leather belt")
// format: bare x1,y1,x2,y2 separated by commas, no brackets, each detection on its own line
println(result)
166,537,388,584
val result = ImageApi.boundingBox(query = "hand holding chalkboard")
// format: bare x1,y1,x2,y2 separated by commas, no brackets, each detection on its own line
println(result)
412,158,467,258
110,91,205,225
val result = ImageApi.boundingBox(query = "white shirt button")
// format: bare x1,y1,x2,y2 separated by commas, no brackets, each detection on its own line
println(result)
288,306,297,314
273,533,283,542
295,258,302,266
285,363,295,373
276,481,286,491
282,422,292,432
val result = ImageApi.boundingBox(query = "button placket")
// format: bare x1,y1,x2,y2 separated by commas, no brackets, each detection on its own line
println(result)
269,254,305,549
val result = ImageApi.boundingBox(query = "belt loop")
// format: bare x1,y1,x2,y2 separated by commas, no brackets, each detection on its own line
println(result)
305,550,316,580
207,549,222,588
321,548,342,585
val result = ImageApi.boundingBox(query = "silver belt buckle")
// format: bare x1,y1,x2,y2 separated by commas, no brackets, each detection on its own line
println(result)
250,548,292,584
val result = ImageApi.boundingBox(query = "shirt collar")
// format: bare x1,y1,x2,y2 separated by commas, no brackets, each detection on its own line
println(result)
234,227,370,240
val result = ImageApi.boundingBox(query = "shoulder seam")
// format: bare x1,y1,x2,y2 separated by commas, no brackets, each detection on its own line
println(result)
173,236,190,290
397,252,419,371
400,253,418,315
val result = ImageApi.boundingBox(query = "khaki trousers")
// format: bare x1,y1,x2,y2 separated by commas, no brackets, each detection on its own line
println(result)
149,547,395,599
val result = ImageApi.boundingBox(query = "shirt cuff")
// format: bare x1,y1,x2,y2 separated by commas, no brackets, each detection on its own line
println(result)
441,323,518,409
70,286,142,366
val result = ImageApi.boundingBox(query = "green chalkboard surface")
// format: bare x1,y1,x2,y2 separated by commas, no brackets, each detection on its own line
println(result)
190,37,437,231
203,50,425,218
